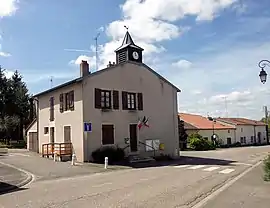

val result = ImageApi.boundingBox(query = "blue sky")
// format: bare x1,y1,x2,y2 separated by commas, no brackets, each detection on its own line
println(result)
1,0,270,119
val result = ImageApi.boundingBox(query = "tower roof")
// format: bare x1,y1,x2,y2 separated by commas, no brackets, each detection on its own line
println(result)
115,31,144,52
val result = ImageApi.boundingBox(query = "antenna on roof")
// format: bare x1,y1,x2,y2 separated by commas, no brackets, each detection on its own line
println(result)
124,25,129,31
50,76,53,89
94,32,100,72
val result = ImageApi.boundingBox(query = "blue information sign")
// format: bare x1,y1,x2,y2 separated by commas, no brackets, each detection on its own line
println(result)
84,122,92,132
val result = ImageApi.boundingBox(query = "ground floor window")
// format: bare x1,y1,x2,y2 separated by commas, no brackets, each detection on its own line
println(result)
64,126,71,143
102,124,114,145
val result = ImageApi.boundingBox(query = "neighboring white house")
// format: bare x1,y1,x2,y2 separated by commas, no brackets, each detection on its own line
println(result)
216,118,267,145
179,113,236,145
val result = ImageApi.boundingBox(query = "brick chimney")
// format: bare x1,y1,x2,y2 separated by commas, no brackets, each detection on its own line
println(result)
80,60,90,77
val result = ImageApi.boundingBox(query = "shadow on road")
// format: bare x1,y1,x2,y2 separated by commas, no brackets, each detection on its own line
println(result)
0,182,28,196
127,156,237,169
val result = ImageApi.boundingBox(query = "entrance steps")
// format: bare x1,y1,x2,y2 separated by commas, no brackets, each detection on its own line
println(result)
128,154,155,164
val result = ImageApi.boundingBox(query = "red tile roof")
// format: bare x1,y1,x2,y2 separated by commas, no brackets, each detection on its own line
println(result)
179,113,235,130
217,118,266,126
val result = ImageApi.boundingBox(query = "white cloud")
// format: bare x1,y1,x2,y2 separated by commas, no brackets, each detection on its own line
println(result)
0,51,11,57
172,59,192,69
0,0,19,18
70,0,239,69
3,69,13,78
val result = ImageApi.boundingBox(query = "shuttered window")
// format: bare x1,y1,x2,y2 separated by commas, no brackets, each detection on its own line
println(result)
63,91,75,111
102,125,114,145
95,88,113,109
49,97,54,121
127,92,136,110
113,90,119,109
59,94,64,113
137,93,143,110
122,91,128,110
64,126,71,143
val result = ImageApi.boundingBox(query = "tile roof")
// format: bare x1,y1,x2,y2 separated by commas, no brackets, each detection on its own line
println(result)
216,118,266,126
179,113,235,130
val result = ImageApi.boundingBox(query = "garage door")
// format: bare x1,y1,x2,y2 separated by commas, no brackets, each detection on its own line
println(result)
29,132,38,152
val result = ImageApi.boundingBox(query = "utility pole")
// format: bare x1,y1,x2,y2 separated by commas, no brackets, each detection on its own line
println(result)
94,32,100,71
264,106,269,144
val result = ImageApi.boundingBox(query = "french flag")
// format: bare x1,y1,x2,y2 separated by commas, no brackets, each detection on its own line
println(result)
138,116,149,130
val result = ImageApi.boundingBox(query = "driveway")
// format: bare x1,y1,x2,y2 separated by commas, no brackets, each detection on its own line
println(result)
0,149,129,182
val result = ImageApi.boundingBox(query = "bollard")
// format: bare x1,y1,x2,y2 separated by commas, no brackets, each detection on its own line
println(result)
104,157,108,169
71,153,76,166
53,151,57,162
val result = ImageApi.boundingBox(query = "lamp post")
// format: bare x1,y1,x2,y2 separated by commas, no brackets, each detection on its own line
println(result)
258,60,269,84
258,60,270,144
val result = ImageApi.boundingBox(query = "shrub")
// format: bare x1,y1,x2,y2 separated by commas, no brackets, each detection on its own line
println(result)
189,137,216,151
91,146,125,164
263,155,270,181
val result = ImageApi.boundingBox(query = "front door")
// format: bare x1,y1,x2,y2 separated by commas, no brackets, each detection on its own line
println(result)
129,124,138,152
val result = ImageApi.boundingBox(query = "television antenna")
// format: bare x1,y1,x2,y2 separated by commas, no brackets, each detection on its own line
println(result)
50,76,53,89
94,32,100,71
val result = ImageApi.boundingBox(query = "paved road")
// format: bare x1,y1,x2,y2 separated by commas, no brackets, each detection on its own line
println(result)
202,164,270,208
0,146,269,208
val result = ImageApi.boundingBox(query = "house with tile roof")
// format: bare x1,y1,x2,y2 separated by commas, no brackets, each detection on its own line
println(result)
26,31,181,162
179,113,236,145
216,118,267,145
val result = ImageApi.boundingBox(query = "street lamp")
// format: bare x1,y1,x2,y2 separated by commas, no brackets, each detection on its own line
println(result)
258,60,270,84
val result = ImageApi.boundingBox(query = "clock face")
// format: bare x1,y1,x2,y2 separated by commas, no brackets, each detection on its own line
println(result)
132,51,139,60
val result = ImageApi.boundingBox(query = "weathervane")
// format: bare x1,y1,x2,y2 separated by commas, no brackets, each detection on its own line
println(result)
124,25,129,31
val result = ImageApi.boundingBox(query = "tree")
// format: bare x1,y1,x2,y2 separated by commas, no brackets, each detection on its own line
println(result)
178,117,188,150
0,67,33,142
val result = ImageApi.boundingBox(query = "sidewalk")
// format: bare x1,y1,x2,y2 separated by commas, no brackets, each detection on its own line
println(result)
0,162,32,195
203,163,270,208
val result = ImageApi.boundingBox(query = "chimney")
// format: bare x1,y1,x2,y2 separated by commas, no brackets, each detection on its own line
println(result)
80,60,90,77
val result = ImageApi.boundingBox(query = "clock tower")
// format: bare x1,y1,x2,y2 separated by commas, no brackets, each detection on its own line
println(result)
115,31,144,64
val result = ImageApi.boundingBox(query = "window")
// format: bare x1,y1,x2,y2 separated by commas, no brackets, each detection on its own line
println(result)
101,90,111,109
227,138,232,145
102,125,114,145
127,92,136,110
203,137,208,140
240,137,244,143
44,127,49,135
244,136,246,143
241,128,243,132
49,97,54,121
122,91,143,110
95,88,112,109
228,130,230,133
63,91,74,111
251,136,254,143
145,139,160,151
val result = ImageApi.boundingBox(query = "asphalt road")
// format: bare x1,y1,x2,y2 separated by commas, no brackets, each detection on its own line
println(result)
0,146,269,208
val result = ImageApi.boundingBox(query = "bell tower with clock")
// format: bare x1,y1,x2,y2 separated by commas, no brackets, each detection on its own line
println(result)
114,30,144,64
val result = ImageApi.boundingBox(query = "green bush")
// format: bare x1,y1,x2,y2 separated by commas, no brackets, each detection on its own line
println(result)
91,146,125,164
263,155,270,181
189,137,216,151
0,140,26,149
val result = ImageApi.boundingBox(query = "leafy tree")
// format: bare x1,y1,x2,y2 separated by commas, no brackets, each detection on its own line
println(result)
0,66,33,142
178,117,188,149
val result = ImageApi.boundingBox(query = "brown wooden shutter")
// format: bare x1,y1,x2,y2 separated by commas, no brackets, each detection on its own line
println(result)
59,94,64,113
137,93,143,110
69,91,74,111
49,97,54,121
95,88,102,109
113,90,119,110
64,93,69,111
122,91,128,110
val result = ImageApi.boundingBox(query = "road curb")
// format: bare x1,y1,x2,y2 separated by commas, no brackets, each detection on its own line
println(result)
0,161,35,194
